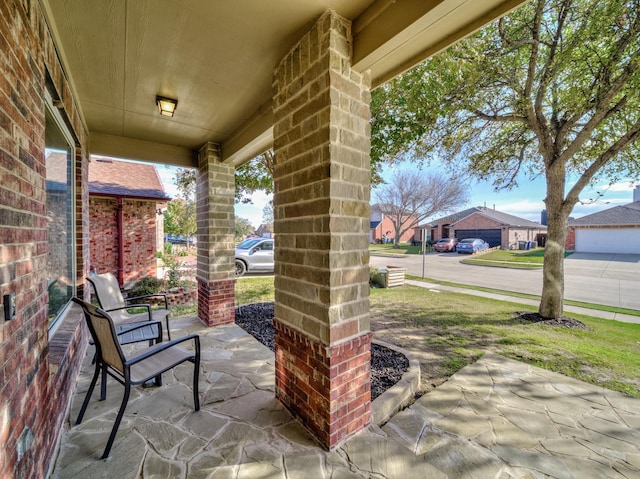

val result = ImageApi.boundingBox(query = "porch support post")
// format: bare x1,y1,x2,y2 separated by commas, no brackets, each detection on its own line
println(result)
196,142,236,326
273,10,372,449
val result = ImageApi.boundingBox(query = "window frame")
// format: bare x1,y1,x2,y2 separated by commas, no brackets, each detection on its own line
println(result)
45,91,77,335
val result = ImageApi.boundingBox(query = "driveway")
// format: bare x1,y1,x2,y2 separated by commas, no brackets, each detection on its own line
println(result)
370,252,640,311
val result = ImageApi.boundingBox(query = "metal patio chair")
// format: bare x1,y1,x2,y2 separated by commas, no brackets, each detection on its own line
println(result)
72,298,200,459
87,272,172,340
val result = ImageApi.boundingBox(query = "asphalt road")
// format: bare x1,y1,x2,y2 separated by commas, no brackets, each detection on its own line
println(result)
370,251,640,311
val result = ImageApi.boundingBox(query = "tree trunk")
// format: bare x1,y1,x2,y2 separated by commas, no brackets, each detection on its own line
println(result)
539,167,569,319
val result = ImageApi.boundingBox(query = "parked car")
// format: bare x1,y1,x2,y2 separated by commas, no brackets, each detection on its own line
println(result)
433,238,458,252
235,238,274,276
456,238,489,254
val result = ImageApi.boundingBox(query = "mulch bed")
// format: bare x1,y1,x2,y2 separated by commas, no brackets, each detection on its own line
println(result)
514,311,589,330
235,302,409,401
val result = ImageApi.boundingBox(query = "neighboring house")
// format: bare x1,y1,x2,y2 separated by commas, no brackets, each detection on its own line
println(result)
369,204,418,244
566,187,640,254
256,223,273,238
87,156,171,286
418,206,547,249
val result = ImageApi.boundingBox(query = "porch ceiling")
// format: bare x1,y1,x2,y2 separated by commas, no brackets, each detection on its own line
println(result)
40,0,526,168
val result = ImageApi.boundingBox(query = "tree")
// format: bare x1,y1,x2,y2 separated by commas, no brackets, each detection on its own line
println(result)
164,198,196,240
235,217,255,241
371,0,640,318
166,168,197,244
236,151,274,203
375,170,468,247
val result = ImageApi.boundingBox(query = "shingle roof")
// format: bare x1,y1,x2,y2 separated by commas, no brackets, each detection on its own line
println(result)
89,157,170,200
46,153,171,200
429,206,544,229
569,202,640,226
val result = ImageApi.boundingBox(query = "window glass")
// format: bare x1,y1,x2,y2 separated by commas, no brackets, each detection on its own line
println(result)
45,106,75,328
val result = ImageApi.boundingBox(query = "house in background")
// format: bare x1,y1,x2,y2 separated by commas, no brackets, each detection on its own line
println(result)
566,186,640,254
369,204,417,244
256,223,273,238
418,206,547,249
88,157,171,286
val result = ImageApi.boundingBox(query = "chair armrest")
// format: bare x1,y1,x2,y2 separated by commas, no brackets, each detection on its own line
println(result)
126,293,169,309
125,334,200,365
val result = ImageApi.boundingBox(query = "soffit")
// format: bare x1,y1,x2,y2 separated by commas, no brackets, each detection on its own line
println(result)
40,0,527,167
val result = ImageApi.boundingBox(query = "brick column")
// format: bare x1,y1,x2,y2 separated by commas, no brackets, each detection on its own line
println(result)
272,10,372,449
196,142,236,326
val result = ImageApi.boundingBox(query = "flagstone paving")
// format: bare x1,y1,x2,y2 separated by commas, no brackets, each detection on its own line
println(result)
51,316,640,478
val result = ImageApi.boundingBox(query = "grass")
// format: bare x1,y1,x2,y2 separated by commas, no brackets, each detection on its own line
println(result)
369,243,427,255
406,274,640,317
168,274,639,398
370,285,640,397
169,276,275,317
369,244,576,271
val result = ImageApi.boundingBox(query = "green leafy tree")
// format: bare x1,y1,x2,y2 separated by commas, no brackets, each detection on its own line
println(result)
375,170,468,247
164,198,196,239
236,151,274,203
235,217,255,240
165,168,197,244
371,0,640,318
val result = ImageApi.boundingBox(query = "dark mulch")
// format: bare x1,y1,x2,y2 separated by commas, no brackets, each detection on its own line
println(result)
514,311,589,330
235,302,409,401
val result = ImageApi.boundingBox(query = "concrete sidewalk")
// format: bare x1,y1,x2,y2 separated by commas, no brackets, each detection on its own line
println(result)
51,316,640,478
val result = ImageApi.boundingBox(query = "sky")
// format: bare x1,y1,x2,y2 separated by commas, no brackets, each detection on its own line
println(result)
155,161,638,228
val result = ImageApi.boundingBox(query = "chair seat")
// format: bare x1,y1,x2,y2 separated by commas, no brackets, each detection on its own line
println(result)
129,345,195,383
124,308,169,325
116,322,161,345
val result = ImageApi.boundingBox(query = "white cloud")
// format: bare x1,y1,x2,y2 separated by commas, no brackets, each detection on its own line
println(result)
235,192,272,228
156,165,180,198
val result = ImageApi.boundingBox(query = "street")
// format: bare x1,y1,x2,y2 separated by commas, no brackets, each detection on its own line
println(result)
370,252,640,311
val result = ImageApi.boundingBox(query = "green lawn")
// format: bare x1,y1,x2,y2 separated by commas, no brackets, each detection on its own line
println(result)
461,248,573,268
170,276,640,398
370,285,640,398
369,243,428,255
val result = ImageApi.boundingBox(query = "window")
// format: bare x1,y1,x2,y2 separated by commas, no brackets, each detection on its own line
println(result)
45,103,76,331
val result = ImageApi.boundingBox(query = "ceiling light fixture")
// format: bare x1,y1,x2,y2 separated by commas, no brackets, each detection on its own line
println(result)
155,95,178,117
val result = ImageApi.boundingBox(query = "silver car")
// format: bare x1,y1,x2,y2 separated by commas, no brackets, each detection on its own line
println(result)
235,238,274,276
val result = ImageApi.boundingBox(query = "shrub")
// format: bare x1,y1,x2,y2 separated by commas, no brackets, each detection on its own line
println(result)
129,276,164,296
370,267,385,288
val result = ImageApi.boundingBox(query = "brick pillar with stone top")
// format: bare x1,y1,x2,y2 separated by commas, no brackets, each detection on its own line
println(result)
272,9,372,449
196,142,236,326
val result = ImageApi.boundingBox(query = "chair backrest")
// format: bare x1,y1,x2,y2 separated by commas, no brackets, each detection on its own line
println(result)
87,273,128,321
72,298,125,373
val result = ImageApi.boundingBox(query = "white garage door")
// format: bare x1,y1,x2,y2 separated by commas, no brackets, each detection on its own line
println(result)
575,228,640,254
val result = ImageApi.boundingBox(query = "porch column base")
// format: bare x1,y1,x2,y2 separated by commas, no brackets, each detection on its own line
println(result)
274,318,372,449
197,277,235,327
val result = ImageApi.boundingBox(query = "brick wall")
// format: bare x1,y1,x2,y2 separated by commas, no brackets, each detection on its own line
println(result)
274,319,372,447
196,142,236,326
272,10,372,448
89,197,158,284
565,227,576,250
0,1,90,478
89,197,118,276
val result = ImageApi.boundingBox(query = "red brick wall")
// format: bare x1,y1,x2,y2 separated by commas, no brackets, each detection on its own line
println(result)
565,227,576,250
89,197,118,276
372,216,417,244
274,319,372,448
89,197,158,284
197,278,235,326
0,2,90,478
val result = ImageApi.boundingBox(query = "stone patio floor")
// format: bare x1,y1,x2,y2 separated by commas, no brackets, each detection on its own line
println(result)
51,315,640,478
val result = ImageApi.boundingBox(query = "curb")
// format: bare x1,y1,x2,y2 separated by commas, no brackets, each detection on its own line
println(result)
371,339,421,426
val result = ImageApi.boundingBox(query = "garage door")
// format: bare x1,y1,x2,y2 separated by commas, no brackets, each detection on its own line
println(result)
575,228,640,254
454,229,501,247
